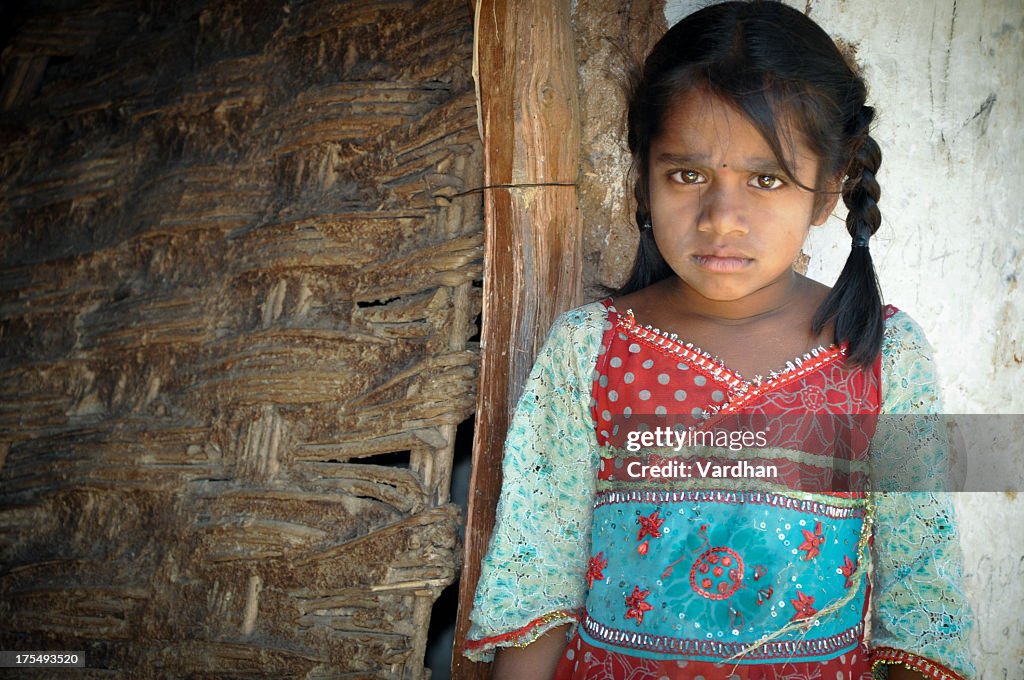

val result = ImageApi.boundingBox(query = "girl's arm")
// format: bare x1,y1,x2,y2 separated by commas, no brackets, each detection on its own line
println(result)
868,310,975,680
491,624,571,680
463,305,605,664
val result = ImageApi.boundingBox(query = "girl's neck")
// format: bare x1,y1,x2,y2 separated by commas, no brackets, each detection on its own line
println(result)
617,270,833,380
664,269,809,325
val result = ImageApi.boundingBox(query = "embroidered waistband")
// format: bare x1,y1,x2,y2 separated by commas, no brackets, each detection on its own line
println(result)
580,610,863,661
594,488,866,518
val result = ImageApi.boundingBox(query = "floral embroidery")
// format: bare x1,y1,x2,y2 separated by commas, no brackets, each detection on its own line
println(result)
840,555,857,588
689,546,744,600
798,520,825,560
624,586,654,625
586,552,608,588
636,509,664,541
801,384,827,410
790,590,818,621
661,523,709,579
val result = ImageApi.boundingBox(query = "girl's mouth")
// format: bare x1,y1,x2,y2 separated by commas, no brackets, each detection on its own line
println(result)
692,254,754,272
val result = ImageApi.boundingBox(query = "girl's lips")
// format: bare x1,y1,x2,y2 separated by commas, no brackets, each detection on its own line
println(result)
692,254,753,272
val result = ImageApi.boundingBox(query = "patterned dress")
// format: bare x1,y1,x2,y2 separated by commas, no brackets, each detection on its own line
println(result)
465,300,974,680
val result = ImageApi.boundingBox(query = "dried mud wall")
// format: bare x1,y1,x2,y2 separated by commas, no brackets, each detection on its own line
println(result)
574,0,666,301
0,1,481,678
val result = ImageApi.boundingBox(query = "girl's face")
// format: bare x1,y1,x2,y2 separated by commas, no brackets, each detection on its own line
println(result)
648,90,834,306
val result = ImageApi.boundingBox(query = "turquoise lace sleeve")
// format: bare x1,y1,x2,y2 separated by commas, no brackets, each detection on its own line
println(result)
869,310,975,680
464,303,606,662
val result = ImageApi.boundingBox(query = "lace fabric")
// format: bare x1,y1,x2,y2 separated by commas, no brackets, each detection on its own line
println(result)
464,304,606,660
868,312,975,679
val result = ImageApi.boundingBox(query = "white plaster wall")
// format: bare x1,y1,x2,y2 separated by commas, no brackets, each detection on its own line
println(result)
659,1,1023,677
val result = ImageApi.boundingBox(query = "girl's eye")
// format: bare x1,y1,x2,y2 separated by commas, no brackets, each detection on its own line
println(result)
670,169,705,185
751,174,784,190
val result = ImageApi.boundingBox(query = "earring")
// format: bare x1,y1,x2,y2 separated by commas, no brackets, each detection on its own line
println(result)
641,220,653,232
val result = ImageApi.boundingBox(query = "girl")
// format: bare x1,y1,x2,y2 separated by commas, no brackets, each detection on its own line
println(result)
465,2,974,679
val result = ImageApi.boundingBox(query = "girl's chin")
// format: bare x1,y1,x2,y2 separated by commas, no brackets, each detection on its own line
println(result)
670,273,792,305
675,282,755,303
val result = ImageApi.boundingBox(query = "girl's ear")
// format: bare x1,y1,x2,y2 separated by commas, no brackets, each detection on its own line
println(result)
811,178,842,226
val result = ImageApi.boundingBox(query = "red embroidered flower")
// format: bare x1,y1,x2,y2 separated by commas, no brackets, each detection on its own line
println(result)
839,554,857,588
587,552,608,588
790,590,817,621
624,586,654,625
636,509,664,541
800,385,827,410
798,521,825,561
688,546,744,601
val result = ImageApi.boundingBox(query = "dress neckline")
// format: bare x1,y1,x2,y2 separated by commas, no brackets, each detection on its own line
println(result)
609,302,845,398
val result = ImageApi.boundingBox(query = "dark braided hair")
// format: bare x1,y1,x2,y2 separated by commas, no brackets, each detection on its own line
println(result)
621,0,885,366
814,107,884,364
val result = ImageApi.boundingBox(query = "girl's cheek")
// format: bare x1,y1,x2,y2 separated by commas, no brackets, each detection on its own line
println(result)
656,189,701,213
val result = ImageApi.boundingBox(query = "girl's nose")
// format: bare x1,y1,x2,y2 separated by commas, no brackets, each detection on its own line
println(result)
698,184,748,236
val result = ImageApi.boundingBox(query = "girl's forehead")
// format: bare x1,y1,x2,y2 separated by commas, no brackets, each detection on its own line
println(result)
655,90,814,171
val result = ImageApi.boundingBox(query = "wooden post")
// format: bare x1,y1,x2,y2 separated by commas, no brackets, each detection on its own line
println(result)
453,0,583,678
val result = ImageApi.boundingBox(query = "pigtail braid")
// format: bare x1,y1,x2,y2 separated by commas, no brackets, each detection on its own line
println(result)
812,105,884,366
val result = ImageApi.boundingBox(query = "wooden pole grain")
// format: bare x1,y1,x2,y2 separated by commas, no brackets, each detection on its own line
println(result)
453,0,583,677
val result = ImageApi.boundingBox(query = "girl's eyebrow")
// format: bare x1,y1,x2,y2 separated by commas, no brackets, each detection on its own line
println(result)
653,152,712,166
654,151,788,173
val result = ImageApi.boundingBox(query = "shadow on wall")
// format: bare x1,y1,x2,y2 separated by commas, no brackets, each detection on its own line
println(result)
427,415,475,679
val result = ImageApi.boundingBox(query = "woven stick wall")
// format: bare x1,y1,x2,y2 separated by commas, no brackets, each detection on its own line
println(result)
0,1,480,677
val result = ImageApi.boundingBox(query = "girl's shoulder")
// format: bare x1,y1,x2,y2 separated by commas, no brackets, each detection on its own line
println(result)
881,305,934,360
879,305,942,414
543,299,614,345
533,300,613,373
555,299,612,328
